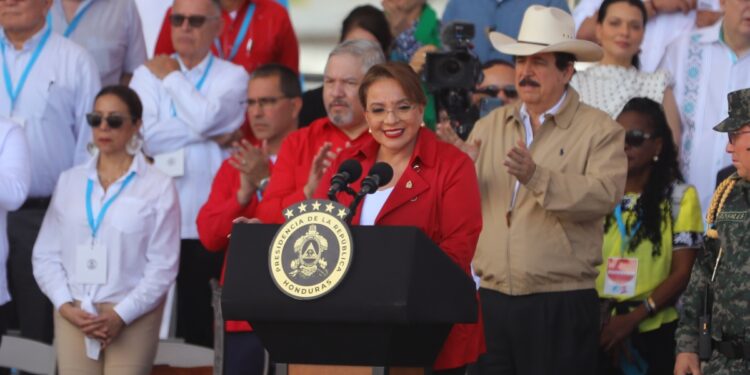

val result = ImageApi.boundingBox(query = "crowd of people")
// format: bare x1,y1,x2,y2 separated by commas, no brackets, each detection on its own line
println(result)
0,0,749,374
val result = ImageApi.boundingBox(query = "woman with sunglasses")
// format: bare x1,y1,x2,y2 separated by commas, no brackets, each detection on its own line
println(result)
570,0,682,145
32,86,180,375
315,62,483,374
596,97,702,374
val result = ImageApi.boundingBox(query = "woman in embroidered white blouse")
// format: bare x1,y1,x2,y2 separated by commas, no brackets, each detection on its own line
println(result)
32,86,180,374
570,0,683,146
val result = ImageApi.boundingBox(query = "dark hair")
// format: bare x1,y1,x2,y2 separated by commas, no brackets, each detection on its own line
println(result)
340,5,392,56
482,59,515,71
554,52,577,72
250,63,302,98
606,97,683,256
358,62,427,108
596,0,648,69
95,85,143,122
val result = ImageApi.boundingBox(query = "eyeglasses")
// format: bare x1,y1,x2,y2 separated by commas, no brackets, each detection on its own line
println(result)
86,113,131,129
478,85,518,99
625,129,656,147
728,130,750,145
367,104,416,122
244,96,289,109
169,13,217,28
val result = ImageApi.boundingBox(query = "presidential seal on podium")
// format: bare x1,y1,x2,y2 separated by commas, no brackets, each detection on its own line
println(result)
269,200,354,300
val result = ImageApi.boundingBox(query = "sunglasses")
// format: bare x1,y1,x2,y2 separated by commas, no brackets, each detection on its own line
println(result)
478,85,518,99
625,129,656,147
169,13,217,28
86,113,131,129
728,130,750,145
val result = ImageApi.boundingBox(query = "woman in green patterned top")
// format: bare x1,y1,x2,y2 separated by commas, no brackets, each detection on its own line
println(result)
597,97,703,374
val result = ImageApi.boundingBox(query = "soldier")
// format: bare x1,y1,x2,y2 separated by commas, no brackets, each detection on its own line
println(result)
674,88,750,375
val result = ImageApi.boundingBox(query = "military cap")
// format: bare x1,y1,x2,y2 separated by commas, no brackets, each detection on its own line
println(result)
715,88,750,132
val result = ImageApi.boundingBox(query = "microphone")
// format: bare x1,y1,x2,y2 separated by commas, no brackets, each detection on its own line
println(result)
358,162,394,197
327,159,362,201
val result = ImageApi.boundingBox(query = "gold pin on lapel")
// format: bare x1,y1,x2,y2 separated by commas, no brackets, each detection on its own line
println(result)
406,180,413,189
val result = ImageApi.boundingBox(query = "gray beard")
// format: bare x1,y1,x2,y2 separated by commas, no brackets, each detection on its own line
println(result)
329,111,353,127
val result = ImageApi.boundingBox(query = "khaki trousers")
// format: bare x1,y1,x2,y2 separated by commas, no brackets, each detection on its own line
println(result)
55,301,164,375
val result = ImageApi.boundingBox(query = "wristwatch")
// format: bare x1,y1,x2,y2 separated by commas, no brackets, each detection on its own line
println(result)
257,177,270,193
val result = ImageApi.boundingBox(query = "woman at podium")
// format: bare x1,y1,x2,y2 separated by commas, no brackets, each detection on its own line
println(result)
315,62,484,374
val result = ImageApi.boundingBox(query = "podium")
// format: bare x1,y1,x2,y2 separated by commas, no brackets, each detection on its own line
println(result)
222,224,477,372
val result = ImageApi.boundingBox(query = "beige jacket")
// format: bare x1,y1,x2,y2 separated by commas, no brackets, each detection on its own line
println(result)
469,88,627,295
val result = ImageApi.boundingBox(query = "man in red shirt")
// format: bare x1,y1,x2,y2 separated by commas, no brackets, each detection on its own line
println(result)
154,0,299,74
256,40,386,223
196,63,301,375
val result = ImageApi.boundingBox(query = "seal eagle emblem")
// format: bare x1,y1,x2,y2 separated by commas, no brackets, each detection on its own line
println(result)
269,200,354,300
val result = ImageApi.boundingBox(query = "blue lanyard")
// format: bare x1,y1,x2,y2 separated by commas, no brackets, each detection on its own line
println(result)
62,0,96,37
171,54,214,117
213,4,255,61
614,204,641,255
86,171,136,239
1,25,52,111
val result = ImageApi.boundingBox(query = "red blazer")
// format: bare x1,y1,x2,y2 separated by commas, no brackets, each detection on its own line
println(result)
154,0,299,74
196,157,274,332
314,129,485,370
256,118,372,224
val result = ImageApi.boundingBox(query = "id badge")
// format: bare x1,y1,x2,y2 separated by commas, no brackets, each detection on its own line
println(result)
603,257,638,297
154,149,185,177
9,116,27,128
73,243,107,285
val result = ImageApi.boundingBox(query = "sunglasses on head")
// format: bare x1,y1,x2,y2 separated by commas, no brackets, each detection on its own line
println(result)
478,85,518,99
625,129,656,147
169,13,215,28
86,113,130,129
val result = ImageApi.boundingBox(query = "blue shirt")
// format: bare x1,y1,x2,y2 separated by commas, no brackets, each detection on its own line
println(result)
442,0,571,64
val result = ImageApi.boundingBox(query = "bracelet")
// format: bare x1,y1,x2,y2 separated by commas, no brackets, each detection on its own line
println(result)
643,297,657,316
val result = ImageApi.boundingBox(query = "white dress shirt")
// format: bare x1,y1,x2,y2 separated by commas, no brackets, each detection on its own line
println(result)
0,118,30,305
50,0,147,86
32,152,180,325
130,53,248,239
658,19,750,212
572,0,711,72
0,24,101,197
360,187,394,226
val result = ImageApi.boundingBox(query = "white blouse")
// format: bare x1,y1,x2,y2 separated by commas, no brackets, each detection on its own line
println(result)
570,64,669,118
360,187,394,226
32,152,180,325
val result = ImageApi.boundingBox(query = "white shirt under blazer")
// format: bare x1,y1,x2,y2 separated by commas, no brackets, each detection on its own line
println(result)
129,53,249,239
32,152,180,325
0,24,100,198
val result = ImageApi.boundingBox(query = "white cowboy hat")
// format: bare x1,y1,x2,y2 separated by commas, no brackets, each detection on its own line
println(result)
489,6,603,62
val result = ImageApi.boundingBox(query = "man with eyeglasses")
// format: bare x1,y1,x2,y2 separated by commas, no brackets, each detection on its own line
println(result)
674,88,750,375
256,40,385,224
0,0,100,346
129,0,249,348
196,63,300,375
154,0,298,75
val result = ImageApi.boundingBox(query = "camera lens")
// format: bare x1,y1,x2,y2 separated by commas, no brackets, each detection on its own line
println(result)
441,58,462,75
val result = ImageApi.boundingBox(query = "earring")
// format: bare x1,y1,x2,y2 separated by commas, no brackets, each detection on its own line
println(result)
420,122,426,127
368,127,372,134
653,155,659,162
126,132,143,155
86,142,98,156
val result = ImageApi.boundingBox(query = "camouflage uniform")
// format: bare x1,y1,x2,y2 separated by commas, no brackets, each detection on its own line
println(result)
675,89,750,374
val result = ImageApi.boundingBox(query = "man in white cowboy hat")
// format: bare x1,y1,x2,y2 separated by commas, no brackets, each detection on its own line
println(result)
467,6,627,374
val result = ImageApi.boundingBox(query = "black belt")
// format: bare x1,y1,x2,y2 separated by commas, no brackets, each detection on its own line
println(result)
20,197,51,210
712,339,750,360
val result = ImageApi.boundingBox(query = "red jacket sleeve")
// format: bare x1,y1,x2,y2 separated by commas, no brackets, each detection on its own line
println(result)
436,153,483,272
256,133,307,223
197,160,259,251
153,7,175,56
275,6,299,74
